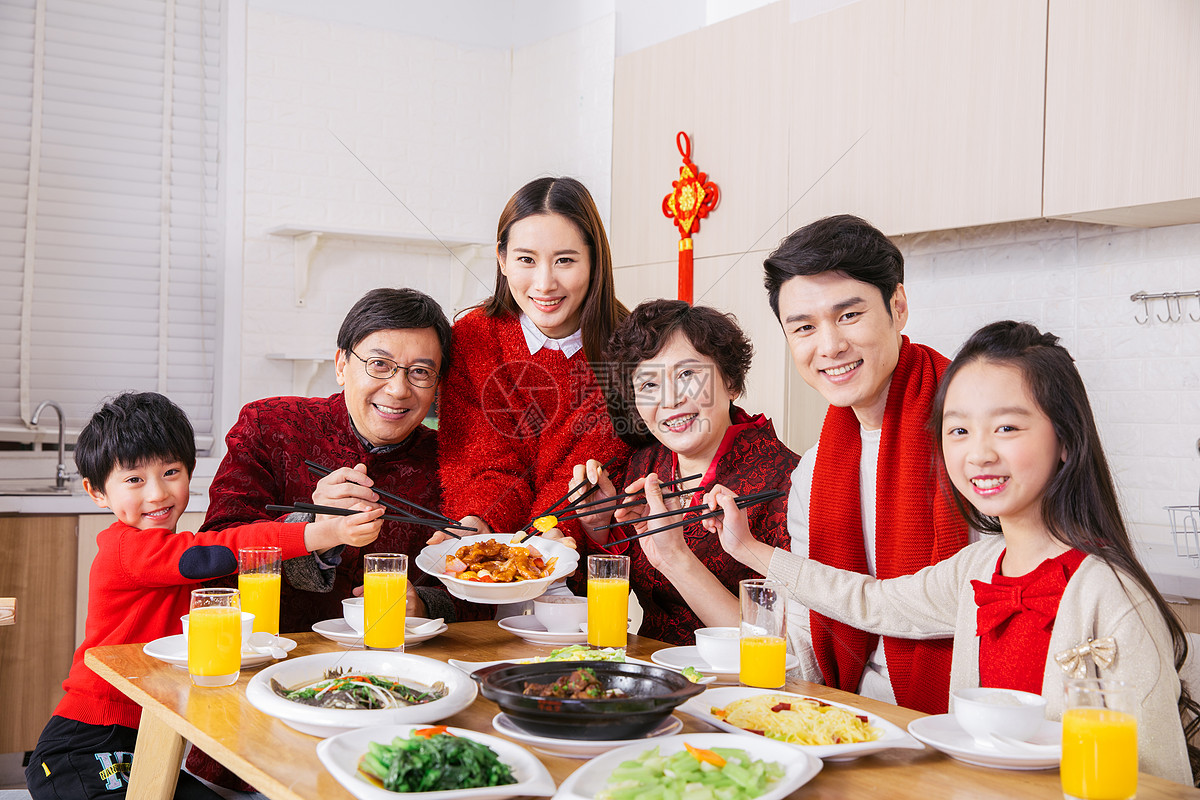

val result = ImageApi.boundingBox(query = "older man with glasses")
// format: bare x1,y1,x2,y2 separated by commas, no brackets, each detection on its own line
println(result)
200,287,489,633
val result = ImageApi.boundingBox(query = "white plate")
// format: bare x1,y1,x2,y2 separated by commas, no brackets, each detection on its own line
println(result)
551,732,821,800
497,615,588,645
650,646,800,684
416,534,579,604
907,714,1061,770
492,712,683,758
142,634,289,669
678,686,925,761
245,651,477,737
316,723,556,800
449,655,717,685
311,618,448,649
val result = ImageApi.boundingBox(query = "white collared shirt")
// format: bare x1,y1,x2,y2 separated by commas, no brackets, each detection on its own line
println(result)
518,313,583,358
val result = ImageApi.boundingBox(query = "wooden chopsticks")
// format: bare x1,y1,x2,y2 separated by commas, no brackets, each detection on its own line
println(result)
595,489,785,544
303,460,472,538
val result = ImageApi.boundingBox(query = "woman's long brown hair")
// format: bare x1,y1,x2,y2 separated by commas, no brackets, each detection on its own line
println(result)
930,320,1200,784
482,177,627,369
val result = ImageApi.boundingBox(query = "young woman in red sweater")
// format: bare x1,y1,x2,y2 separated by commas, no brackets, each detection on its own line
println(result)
438,177,630,538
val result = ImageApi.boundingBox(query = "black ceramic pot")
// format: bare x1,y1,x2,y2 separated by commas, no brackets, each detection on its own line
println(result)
472,661,706,740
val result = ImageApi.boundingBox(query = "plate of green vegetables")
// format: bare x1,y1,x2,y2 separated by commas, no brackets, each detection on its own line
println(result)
551,733,821,800
316,724,555,800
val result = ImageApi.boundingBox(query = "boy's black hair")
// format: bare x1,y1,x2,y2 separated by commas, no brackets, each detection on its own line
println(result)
75,392,197,489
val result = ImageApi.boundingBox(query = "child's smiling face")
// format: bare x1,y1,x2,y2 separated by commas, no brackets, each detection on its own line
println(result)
84,457,191,532
939,361,1065,536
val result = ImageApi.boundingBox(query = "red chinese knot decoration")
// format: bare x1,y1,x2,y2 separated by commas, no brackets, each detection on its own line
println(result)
662,131,720,304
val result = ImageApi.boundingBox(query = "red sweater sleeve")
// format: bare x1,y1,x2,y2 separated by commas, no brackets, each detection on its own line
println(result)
113,520,309,588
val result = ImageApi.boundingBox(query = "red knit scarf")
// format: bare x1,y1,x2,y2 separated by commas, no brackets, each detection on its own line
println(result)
808,336,967,714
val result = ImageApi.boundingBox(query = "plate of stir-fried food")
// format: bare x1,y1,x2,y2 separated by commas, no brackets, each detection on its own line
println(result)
679,687,925,761
246,652,477,737
416,533,580,603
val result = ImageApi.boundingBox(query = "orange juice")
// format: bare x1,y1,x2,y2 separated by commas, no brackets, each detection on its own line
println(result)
1061,707,1138,800
587,577,629,647
364,571,406,650
739,635,786,688
238,572,281,634
187,606,241,679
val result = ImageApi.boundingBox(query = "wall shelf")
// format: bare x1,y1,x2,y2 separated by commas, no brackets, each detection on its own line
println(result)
265,353,335,396
266,224,492,307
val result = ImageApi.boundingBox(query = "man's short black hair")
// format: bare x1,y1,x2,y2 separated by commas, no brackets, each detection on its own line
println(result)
763,214,904,319
336,288,452,375
75,392,197,489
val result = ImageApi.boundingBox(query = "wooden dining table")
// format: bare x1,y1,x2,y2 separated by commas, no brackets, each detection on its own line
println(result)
85,620,1198,800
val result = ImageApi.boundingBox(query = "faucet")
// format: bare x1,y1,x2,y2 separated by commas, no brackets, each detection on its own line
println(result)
31,400,67,488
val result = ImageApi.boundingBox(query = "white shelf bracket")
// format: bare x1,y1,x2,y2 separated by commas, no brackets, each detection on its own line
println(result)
293,231,325,307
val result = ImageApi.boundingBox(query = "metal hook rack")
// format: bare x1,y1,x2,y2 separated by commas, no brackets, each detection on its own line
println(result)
1130,290,1200,324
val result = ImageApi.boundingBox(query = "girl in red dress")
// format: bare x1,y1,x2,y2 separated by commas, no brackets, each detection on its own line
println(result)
438,177,630,538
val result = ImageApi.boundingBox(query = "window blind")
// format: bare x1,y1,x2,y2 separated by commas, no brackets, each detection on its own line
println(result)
0,0,220,448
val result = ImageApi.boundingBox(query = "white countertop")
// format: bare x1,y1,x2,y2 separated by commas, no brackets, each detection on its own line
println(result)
0,457,216,516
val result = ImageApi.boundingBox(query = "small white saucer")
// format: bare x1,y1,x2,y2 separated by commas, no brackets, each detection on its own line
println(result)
491,712,683,758
907,714,1061,770
497,615,587,645
311,617,448,648
650,645,799,684
143,634,291,669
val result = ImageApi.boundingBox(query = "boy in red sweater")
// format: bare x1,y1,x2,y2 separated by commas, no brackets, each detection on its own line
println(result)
25,392,383,799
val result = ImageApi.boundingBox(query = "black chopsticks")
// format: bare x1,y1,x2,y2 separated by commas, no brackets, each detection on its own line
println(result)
552,476,702,524
303,460,472,538
526,456,620,529
597,489,785,544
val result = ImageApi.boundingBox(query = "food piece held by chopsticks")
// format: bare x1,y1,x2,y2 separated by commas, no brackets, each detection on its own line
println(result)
531,515,557,533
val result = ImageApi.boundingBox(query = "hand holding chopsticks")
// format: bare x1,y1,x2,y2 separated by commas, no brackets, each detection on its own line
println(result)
303,460,472,538
602,484,785,545
525,456,621,532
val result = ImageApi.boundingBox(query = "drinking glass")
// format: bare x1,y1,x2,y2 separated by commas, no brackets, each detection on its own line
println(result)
739,578,787,688
238,546,281,635
188,588,241,687
587,554,629,648
1061,678,1138,800
364,553,407,651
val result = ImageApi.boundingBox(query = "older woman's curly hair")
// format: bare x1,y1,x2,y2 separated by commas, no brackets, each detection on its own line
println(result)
602,299,753,447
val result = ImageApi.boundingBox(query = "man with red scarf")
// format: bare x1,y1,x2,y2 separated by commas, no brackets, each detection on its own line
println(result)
756,215,969,714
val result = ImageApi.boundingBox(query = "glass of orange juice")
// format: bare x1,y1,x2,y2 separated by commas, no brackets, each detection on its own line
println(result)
238,546,281,635
1061,678,1138,800
364,553,407,651
587,554,629,648
739,578,787,688
187,588,241,687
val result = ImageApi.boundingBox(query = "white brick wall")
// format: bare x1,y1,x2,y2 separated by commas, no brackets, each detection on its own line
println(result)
896,218,1200,547
235,9,616,405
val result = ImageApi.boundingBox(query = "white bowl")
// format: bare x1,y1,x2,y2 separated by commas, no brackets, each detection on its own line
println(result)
952,687,1047,745
316,723,555,800
693,626,740,671
415,534,579,604
342,597,365,634
532,594,588,632
245,651,477,737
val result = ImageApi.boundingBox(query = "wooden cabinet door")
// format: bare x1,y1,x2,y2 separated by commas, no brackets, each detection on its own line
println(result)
0,515,77,753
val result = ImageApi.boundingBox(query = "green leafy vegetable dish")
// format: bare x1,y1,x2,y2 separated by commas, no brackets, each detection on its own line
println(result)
596,742,783,800
541,645,627,662
358,727,517,793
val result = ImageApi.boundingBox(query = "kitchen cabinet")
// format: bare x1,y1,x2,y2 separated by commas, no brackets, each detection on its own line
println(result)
1044,0,1200,226
0,515,77,753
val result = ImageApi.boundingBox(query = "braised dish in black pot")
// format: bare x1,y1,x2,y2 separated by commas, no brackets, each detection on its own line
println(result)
472,661,705,740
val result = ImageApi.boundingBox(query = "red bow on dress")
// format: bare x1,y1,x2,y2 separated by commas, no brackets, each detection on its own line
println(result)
971,565,1069,637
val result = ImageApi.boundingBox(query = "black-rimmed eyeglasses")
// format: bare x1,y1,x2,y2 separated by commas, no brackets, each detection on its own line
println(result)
348,349,439,388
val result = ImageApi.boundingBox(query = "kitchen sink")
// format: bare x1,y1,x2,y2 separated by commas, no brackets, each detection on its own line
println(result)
0,479,81,496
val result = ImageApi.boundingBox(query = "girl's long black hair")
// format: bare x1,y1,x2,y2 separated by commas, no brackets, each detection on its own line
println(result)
930,320,1200,783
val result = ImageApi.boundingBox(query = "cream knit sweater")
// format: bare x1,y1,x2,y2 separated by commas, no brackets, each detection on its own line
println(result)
767,535,1192,784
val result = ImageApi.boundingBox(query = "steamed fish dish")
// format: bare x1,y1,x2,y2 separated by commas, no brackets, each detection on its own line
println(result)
270,667,446,710
444,538,556,583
